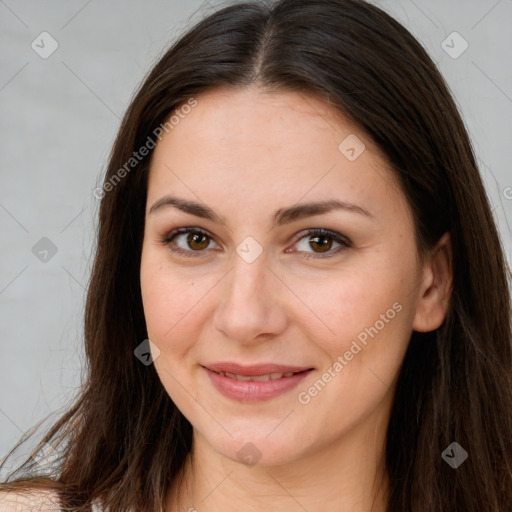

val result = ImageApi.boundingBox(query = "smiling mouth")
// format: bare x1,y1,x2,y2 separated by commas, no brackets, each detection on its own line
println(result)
209,370,304,381
203,366,314,402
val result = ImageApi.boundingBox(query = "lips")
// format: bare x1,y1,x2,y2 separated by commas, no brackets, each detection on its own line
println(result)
202,362,314,402
212,371,296,381
203,362,313,376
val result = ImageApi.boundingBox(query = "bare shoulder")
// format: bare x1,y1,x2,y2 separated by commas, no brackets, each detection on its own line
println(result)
0,489,62,512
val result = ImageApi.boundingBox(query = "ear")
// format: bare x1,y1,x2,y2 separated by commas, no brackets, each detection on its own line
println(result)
412,232,453,333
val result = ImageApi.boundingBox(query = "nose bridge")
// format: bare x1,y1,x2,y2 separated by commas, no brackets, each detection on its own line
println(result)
224,250,269,315
213,249,286,342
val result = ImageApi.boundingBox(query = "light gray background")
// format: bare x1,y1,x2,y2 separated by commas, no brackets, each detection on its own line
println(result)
1,0,511,469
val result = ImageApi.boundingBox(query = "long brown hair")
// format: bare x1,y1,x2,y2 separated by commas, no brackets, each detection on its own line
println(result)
2,0,511,510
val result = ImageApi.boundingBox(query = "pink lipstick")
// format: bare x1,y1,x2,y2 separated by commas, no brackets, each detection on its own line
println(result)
202,362,314,402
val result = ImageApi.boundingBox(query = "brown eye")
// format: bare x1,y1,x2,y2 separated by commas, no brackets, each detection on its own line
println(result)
186,232,210,250
162,227,351,260
308,234,333,253
292,228,352,258
162,227,217,257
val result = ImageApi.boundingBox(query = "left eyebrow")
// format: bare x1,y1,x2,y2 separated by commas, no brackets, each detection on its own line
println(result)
272,199,374,226
148,195,374,227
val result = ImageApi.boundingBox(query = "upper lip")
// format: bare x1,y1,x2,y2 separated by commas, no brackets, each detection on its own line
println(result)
203,362,314,376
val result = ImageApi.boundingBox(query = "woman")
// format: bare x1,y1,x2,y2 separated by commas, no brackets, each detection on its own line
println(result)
1,0,511,510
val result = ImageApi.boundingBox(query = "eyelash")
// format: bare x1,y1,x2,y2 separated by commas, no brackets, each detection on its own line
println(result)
160,227,352,259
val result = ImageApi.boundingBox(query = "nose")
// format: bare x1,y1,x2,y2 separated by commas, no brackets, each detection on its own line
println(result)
213,252,288,344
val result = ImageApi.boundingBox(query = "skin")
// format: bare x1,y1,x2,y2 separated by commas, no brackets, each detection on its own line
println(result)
139,86,453,512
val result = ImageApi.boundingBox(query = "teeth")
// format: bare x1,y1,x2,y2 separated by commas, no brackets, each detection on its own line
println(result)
250,374,271,381
218,371,298,381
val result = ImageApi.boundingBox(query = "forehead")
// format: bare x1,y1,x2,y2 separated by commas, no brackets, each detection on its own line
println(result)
159,86,372,153
146,86,405,225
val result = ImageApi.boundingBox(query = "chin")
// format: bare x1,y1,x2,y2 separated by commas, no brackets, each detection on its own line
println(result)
202,426,309,468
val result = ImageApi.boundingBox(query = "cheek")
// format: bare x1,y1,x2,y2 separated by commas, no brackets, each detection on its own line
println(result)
141,249,183,344
140,250,215,358
291,266,403,349
140,265,200,402
141,272,194,344
293,273,412,424
287,256,416,398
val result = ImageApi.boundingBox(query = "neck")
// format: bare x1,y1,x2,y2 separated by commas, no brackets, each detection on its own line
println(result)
165,402,391,512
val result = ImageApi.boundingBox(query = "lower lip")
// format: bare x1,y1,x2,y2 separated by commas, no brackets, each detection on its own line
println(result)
203,367,313,402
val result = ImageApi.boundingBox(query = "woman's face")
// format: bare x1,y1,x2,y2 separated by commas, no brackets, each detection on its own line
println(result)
140,86,440,467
